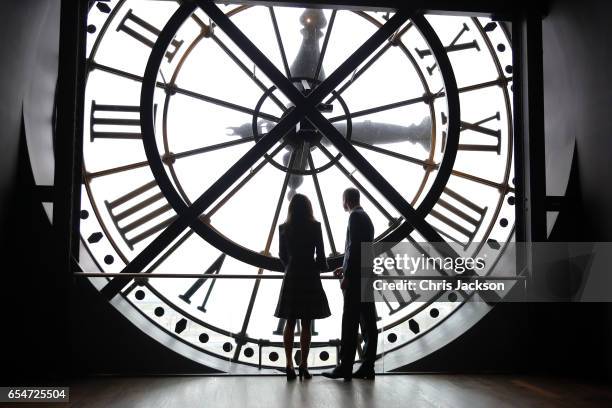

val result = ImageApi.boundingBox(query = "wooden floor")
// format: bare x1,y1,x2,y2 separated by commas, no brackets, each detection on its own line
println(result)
9,374,612,408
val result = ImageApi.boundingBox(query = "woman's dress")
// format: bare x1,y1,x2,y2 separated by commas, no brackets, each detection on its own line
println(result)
274,221,331,320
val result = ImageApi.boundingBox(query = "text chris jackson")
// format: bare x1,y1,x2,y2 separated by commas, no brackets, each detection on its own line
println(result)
370,252,505,292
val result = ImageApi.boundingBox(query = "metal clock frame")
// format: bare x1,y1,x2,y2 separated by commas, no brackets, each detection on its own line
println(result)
64,0,527,373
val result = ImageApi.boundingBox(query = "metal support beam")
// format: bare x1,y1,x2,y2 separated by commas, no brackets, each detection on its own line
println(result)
53,0,88,378
514,14,546,243
54,0,87,265
512,10,546,297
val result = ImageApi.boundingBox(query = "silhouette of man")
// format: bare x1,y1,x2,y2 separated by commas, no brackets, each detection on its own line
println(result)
322,188,377,380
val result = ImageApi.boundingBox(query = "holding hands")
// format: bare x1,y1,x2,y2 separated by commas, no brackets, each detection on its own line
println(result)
334,267,348,290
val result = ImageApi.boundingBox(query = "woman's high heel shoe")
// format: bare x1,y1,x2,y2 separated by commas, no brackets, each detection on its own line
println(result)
298,365,312,380
285,366,297,381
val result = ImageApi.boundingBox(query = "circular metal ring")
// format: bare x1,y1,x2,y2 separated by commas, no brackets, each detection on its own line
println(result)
140,4,460,272
251,76,352,175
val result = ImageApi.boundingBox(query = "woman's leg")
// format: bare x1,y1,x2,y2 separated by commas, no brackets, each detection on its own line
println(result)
299,319,311,368
283,319,296,368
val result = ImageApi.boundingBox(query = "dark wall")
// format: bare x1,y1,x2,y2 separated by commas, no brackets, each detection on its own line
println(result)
540,0,612,379
0,0,63,384
542,0,612,239
0,1,47,241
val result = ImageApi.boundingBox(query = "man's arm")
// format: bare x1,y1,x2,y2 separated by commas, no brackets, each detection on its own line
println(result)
343,212,363,280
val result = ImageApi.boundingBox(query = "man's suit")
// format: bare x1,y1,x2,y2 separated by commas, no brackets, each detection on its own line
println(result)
339,206,378,371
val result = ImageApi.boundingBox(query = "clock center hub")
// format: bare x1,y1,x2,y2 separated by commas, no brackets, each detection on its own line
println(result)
251,77,352,176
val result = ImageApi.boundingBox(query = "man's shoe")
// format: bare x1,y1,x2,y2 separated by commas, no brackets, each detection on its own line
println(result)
352,366,375,380
321,366,352,381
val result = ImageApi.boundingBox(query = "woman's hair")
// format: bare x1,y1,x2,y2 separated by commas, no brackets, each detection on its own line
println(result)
285,194,315,225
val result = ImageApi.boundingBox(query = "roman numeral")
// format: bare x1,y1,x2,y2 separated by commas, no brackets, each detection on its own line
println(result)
377,250,420,315
178,254,226,313
116,9,184,63
90,101,158,142
90,101,141,141
428,187,487,250
104,180,177,250
415,23,480,75
459,112,502,154
442,111,502,155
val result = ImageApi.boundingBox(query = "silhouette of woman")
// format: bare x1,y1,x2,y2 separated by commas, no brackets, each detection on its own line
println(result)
274,194,331,380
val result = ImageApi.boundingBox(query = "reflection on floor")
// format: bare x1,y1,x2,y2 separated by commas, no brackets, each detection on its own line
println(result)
22,374,612,407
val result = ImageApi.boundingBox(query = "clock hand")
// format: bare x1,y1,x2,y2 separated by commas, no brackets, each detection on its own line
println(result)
225,123,251,139
229,117,431,150
284,140,310,200
285,9,325,200
228,9,327,201
229,10,430,200
324,116,432,151
290,9,327,82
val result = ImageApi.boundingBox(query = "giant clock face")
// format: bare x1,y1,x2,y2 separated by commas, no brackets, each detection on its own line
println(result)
80,0,516,372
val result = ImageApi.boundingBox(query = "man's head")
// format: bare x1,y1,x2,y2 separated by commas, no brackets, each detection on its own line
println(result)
343,188,360,212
